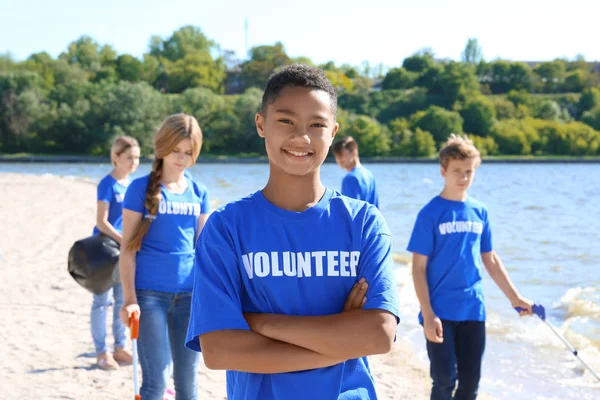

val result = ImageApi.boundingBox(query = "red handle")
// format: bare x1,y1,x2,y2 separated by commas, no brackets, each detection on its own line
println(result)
130,313,140,340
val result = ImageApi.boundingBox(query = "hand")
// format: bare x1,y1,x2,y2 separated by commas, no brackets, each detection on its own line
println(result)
423,314,443,343
512,296,534,317
342,278,368,312
120,302,140,326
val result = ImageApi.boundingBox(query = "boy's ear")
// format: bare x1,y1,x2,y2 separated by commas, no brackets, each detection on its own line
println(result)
331,122,340,139
256,112,265,138
440,166,447,177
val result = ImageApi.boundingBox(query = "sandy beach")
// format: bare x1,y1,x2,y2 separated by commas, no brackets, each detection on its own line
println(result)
0,172,492,399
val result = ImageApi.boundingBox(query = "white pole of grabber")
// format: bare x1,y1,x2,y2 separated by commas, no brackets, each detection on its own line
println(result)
132,339,140,395
543,319,600,382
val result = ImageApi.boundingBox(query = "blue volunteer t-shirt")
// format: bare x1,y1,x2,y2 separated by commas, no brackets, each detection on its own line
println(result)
93,174,128,235
342,166,379,208
407,196,493,323
123,174,210,293
186,188,400,400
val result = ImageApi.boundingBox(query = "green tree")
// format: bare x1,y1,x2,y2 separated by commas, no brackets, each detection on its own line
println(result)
459,96,496,135
461,38,483,65
490,96,517,120
388,118,436,157
490,119,539,155
381,67,418,90
0,52,17,73
149,25,214,62
59,36,101,71
402,49,435,73
377,88,432,123
534,60,566,93
439,61,480,106
581,107,600,131
578,87,600,114
563,69,588,92
343,115,391,156
533,119,600,155
410,105,463,144
115,55,144,82
535,100,562,121
484,61,533,93
325,70,354,92
165,52,226,93
239,42,292,90
415,63,444,94
470,135,498,156
0,71,49,150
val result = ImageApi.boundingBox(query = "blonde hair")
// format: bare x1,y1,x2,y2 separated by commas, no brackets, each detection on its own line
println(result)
127,113,203,251
110,136,139,166
439,133,481,169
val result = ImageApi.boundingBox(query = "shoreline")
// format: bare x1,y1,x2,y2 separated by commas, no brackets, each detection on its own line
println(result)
2,154,600,164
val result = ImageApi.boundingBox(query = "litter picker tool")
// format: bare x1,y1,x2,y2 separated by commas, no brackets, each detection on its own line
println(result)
516,304,600,382
130,313,141,400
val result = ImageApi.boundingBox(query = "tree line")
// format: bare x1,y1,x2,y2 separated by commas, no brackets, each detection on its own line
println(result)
2,27,600,157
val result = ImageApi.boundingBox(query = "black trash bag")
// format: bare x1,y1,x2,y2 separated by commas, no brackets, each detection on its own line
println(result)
68,234,120,295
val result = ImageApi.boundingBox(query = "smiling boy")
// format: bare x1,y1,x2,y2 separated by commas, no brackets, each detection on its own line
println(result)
185,64,400,400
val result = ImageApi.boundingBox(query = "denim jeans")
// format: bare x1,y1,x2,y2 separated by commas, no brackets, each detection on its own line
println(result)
136,289,199,400
91,283,126,355
426,320,486,400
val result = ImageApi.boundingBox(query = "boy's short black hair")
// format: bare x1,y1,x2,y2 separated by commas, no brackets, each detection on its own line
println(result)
261,64,337,116
332,136,358,155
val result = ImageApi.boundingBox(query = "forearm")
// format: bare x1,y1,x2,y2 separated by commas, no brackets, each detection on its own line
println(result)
412,267,435,317
250,310,396,359
97,220,123,243
119,250,137,302
201,330,344,373
484,253,520,303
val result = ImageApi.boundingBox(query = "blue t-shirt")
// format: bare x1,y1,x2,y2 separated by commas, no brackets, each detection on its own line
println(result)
93,174,129,235
185,188,400,400
342,166,379,208
123,174,210,293
407,196,493,323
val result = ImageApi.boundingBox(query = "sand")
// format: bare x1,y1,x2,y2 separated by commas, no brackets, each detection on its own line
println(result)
0,172,491,399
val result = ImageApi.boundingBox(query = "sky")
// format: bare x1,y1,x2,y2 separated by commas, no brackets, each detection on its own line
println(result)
1,0,598,69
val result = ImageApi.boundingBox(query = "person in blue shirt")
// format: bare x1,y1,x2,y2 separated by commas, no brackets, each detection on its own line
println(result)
333,136,379,208
407,134,534,400
119,114,211,400
91,135,140,370
185,64,400,400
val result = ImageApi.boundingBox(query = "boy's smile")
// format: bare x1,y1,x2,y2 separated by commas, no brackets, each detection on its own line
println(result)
256,86,339,177
282,148,314,159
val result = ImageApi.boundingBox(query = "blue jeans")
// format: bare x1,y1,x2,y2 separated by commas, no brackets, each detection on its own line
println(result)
137,289,199,400
91,283,126,355
426,320,486,400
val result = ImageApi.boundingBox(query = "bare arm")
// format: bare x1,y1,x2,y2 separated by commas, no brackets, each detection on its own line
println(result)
412,252,443,342
244,309,396,359
196,213,209,243
95,201,122,244
412,253,434,318
200,330,345,373
481,251,533,315
119,209,142,305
